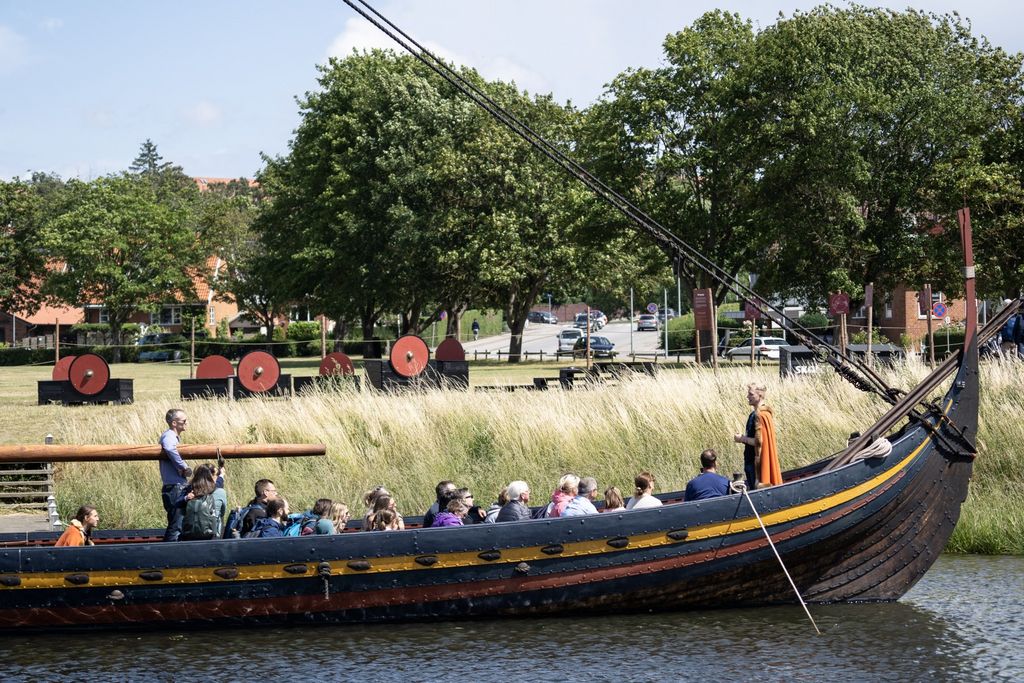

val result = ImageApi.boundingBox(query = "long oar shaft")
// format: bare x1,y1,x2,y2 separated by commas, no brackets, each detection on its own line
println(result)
0,444,326,463
741,487,821,635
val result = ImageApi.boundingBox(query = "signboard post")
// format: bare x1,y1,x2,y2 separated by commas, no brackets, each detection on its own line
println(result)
693,288,714,365
829,292,851,357
923,284,935,370
743,299,763,368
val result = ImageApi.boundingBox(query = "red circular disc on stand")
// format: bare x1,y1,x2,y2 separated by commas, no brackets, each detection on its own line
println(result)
390,335,429,378
68,353,110,395
52,355,75,381
319,352,355,376
196,355,235,380
434,337,465,362
237,351,281,393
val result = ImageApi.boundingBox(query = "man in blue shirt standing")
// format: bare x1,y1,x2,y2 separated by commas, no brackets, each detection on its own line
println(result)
160,408,193,541
684,449,731,502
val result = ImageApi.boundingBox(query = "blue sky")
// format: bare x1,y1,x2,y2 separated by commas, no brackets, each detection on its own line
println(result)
2,1,1020,181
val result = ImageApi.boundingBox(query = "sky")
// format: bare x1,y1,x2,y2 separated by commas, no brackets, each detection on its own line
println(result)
2,1,1022,181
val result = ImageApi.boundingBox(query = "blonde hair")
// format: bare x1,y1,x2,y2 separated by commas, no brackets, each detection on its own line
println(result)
747,382,767,397
557,473,580,495
329,502,350,533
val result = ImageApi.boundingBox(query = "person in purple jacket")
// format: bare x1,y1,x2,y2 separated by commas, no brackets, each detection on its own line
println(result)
431,499,469,527
160,408,193,542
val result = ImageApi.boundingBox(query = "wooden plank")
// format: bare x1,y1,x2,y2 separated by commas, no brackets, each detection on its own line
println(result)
0,443,327,463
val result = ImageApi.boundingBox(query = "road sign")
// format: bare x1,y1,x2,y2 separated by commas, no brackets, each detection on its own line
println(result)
646,302,658,314
932,302,947,318
829,292,851,316
744,300,762,320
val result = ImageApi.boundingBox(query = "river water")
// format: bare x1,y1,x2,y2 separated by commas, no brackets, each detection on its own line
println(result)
2,555,1021,682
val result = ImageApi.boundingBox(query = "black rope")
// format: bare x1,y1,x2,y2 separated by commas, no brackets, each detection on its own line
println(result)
342,0,904,403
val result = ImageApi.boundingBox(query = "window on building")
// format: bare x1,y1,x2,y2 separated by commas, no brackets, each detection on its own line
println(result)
159,306,182,326
884,296,893,319
208,306,216,325
290,306,313,322
98,308,109,324
852,304,867,319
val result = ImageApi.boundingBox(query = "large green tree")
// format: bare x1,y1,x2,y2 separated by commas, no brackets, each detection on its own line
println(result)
42,174,206,360
0,179,45,315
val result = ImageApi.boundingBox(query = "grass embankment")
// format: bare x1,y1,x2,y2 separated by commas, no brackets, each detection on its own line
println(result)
0,357,1021,553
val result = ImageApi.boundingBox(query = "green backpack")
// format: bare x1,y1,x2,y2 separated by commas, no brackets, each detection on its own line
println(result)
181,494,222,540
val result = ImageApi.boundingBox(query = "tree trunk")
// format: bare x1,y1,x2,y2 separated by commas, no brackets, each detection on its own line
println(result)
331,318,349,352
109,319,123,363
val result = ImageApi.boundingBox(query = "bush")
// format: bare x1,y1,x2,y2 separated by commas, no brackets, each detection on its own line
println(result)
287,321,321,342
923,328,966,358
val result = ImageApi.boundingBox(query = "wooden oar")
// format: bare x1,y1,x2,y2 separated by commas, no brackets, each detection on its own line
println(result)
0,444,326,463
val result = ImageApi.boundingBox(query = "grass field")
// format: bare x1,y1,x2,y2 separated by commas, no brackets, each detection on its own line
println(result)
1,355,1022,553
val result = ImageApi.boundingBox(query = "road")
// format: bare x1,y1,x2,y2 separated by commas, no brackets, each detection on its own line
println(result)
459,319,665,359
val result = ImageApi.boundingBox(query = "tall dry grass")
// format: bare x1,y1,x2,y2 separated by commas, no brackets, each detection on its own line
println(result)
12,358,1024,553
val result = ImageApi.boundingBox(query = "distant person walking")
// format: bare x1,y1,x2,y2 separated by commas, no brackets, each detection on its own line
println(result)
160,408,193,542
472,319,480,341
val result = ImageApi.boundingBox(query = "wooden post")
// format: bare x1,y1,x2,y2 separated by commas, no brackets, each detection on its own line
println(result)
711,303,719,371
320,315,327,358
586,305,591,370
190,318,196,379
839,313,848,358
750,321,756,369
54,319,60,365
924,283,935,370
865,282,874,369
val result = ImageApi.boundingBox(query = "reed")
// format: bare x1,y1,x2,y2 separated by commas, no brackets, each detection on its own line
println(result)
3,358,1022,553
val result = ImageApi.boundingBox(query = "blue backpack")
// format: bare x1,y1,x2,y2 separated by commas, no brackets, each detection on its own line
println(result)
284,512,319,537
223,503,263,539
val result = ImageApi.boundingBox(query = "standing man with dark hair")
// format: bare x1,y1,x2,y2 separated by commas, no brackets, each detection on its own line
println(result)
160,408,192,542
684,449,731,501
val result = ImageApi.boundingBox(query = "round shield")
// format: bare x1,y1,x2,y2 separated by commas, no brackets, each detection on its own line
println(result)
52,355,75,382
319,352,355,377
434,337,465,362
196,355,235,380
68,353,110,396
237,351,281,393
390,335,429,378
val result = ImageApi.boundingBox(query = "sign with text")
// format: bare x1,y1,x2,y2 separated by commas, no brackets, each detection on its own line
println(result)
744,299,763,320
693,288,714,331
829,292,851,316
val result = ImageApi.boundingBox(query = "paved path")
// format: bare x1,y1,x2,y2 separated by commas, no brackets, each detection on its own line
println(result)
460,320,667,359
0,512,53,534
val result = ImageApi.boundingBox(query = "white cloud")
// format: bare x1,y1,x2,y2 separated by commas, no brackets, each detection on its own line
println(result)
40,18,63,32
325,18,547,93
182,100,222,127
0,25,28,74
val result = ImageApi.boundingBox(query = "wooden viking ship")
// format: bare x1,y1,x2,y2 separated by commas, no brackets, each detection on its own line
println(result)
0,0,1004,631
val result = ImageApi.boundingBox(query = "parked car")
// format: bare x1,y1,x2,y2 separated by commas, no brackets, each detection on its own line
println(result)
637,314,659,331
573,335,616,359
725,336,789,361
657,308,677,324
557,328,583,352
590,310,608,329
137,333,184,362
573,313,595,330
528,310,559,324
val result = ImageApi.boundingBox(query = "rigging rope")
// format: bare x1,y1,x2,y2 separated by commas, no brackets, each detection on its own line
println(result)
340,0,903,405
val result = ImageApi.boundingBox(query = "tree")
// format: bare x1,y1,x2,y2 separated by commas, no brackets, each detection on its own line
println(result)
129,139,198,204
42,175,206,361
0,178,45,314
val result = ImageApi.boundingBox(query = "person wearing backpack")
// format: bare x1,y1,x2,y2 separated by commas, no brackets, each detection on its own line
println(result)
176,463,227,541
284,498,335,537
249,498,290,538
225,479,278,539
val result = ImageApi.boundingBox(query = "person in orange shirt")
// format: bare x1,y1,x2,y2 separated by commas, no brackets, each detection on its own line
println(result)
54,505,99,547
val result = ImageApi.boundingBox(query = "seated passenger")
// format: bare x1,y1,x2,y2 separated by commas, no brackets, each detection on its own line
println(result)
544,473,579,518
423,480,456,529
250,498,290,538
366,494,405,531
563,477,599,517
236,479,278,538
484,487,508,524
54,505,99,547
328,502,350,534
626,472,663,510
292,498,335,535
457,487,486,524
432,498,469,527
684,449,731,502
369,509,401,531
496,481,532,522
602,486,625,512
361,486,391,528
177,463,228,541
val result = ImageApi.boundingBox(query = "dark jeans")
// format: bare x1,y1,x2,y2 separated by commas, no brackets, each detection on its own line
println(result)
161,483,186,542
744,464,757,492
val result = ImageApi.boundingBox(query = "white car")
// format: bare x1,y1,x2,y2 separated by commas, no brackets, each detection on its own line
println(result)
725,337,789,360
637,314,658,331
557,328,583,352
